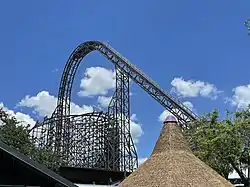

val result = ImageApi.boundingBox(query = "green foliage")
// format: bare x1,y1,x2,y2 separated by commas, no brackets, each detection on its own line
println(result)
32,147,62,170
0,109,35,156
245,19,250,36
0,107,60,170
184,107,250,185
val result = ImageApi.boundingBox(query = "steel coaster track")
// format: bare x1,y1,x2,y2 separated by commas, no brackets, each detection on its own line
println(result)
56,41,199,126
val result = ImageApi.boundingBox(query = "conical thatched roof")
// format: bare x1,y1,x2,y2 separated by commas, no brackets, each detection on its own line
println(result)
120,119,233,187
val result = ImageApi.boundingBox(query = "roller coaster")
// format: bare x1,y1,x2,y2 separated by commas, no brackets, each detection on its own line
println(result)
30,41,199,175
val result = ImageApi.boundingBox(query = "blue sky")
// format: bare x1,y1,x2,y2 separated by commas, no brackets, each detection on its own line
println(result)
0,1,250,162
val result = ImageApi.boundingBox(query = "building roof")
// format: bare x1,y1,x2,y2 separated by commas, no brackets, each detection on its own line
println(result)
0,140,77,187
120,121,234,187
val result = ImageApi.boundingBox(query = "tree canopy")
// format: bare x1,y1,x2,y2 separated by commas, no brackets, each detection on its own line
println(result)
184,108,250,186
0,107,59,170
2,103,250,184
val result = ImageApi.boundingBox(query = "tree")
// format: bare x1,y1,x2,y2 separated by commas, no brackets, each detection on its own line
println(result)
0,107,60,170
245,19,250,36
0,108,36,156
184,108,250,186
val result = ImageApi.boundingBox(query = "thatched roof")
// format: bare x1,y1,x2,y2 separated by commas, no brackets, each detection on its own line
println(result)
120,120,233,187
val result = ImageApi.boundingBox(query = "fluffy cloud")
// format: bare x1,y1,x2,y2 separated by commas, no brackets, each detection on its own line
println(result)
78,67,116,97
76,66,143,142
171,77,220,99
229,84,250,109
158,101,194,123
18,91,57,117
131,114,137,121
0,91,94,127
97,96,112,108
130,114,143,144
18,91,93,117
6,65,144,144
183,101,194,110
138,157,148,165
159,110,173,123
115,114,143,144
17,91,143,143
0,102,36,127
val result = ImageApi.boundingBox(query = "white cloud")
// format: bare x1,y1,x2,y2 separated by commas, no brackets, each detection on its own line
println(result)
130,114,143,143
229,84,250,109
78,67,116,97
171,77,220,99
116,114,143,144
158,110,172,123
0,102,36,127
70,103,93,115
158,101,194,123
130,118,143,144
18,91,93,117
13,64,144,144
138,157,148,165
97,96,112,108
52,68,59,73
131,114,137,121
183,101,194,111
17,91,143,143
18,91,57,117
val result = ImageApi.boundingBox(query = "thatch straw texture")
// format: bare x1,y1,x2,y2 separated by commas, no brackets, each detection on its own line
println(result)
120,122,233,187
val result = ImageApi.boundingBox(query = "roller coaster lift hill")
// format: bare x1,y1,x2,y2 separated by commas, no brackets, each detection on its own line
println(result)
30,41,199,177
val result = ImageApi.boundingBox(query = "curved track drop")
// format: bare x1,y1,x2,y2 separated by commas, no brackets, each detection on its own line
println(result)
31,41,198,174
55,41,198,122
